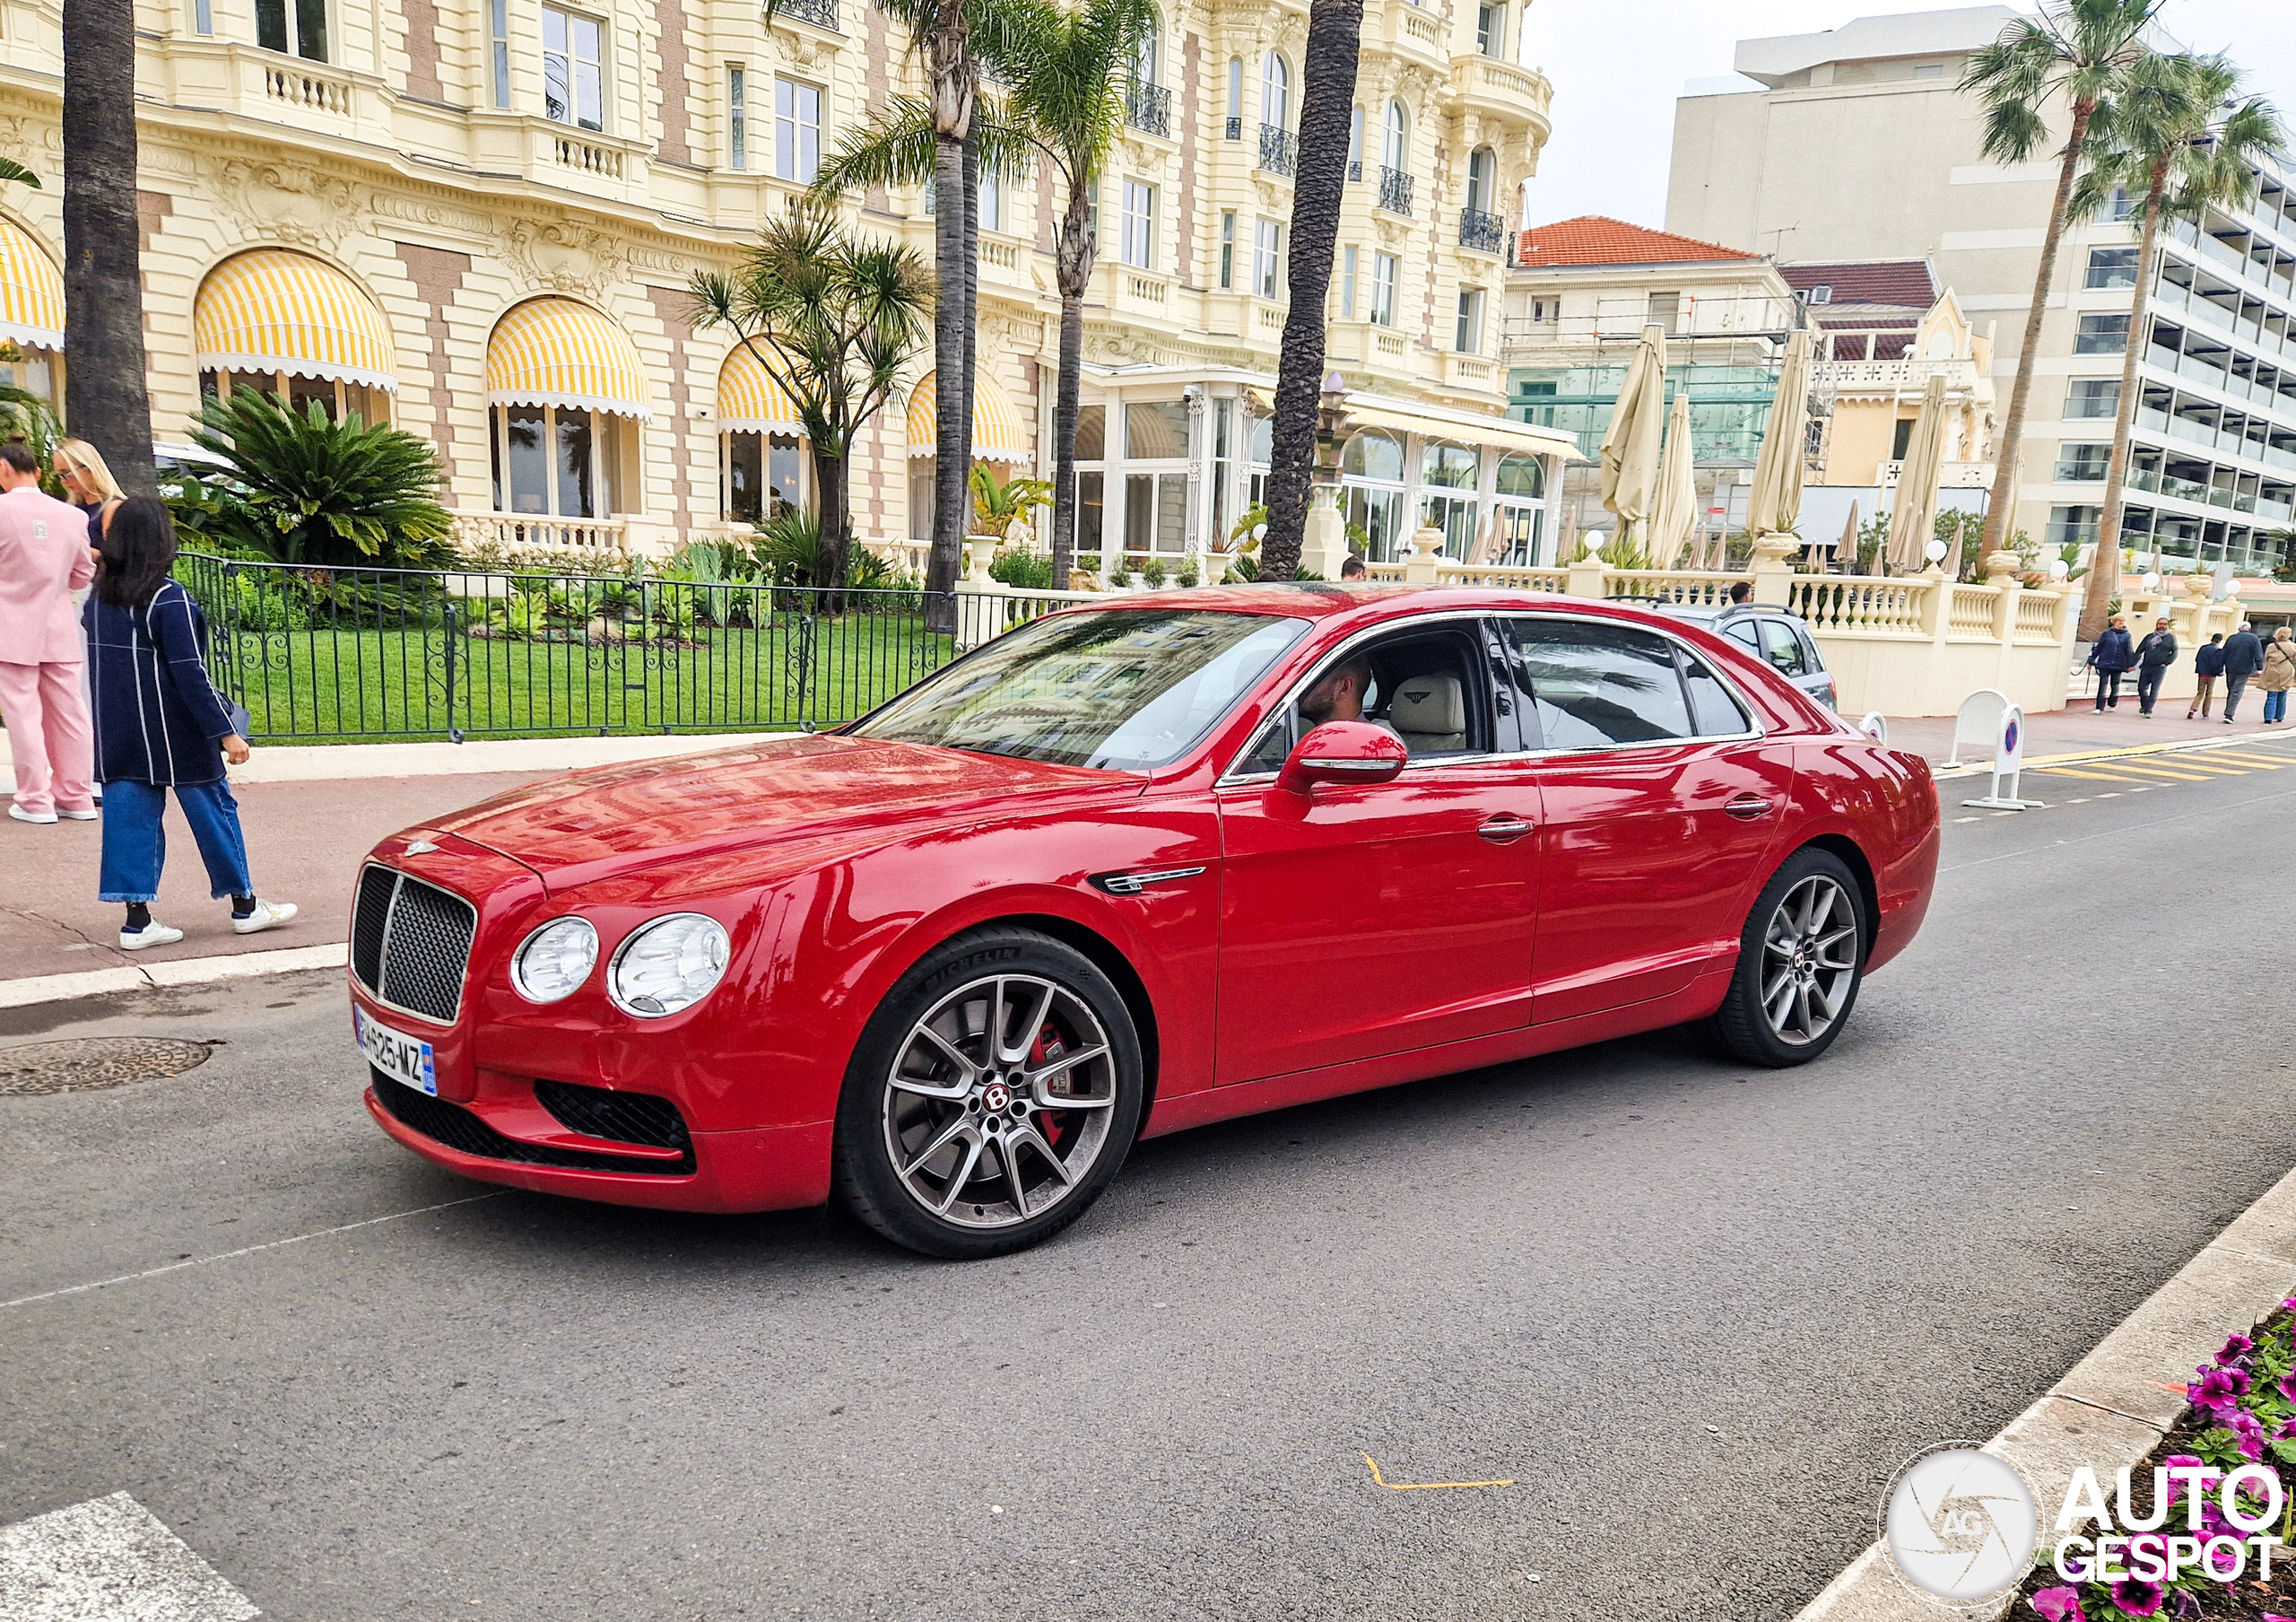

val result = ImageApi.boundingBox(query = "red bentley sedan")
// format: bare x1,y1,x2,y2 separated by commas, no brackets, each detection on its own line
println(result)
352,588,1937,1257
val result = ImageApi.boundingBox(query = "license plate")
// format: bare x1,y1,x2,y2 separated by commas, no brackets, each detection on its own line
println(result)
355,1007,437,1096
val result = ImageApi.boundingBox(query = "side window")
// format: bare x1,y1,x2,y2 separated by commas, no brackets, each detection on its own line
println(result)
1757,618,1808,676
1676,646,1752,736
1504,618,1694,748
1231,625,1496,772
1722,621,1761,658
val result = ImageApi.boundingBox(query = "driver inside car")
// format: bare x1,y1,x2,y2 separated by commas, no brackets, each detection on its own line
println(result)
1297,655,1402,740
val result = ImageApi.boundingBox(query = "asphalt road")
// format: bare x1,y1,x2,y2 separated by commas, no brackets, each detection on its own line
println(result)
7,742,2296,1620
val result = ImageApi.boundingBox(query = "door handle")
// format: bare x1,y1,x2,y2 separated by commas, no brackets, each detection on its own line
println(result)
1724,794,1776,820
1476,814,1535,843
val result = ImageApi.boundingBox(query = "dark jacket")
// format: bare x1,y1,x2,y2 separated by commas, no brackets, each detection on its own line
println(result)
2222,630,2266,678
2196,642,2228,678
2088,627,2135,672
83,580,238,786
2134,630,2179,668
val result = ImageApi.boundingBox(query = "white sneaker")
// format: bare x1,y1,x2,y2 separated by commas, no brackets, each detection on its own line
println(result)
8,803,57,824
119,922,185,951
57,808,99,822
231,899,298,936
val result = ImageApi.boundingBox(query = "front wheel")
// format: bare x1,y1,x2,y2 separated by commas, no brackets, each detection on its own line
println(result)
1711,848,1867,1068
831,927,1146,1259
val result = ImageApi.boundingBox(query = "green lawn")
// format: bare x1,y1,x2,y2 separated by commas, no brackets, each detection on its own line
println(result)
205,615,955,741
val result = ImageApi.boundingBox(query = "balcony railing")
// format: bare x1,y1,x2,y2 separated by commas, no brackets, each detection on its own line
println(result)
775,0,840,30
1457,207,1506,255
1126,83,1171,138
1257,123,1297,178
1378,166,1413,216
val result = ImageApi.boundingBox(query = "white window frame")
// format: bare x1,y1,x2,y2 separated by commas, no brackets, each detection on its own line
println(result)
776,76,823,184
1262,52,1290,131
1120,179,1156,270
489,0,510,106
1456,287,1485,353
728,65,748,170
1254,219,1283,300
1341,244,1358,320
542,5,605,132
1370,252,1397,327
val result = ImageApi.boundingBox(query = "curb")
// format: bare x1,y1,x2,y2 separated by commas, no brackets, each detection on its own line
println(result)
1793,1163,2296,1619
0,942,348,1010
1929,729,2296,780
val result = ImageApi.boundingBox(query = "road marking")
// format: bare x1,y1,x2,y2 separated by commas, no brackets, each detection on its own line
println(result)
2081,762,2218,781
2200,752,2291,768
2137,757,2249,775
0,1493,257,1621
2032,766,2168,782
1952,815,1982,823
0,1191,505,1311
1361,1454,1515,1491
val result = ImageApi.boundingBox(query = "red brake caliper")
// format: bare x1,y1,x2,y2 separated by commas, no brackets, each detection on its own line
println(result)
1029,1024,1070,1135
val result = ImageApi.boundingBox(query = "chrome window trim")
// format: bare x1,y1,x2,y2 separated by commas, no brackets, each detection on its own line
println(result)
1499,611,1768,755
352,862,477,1027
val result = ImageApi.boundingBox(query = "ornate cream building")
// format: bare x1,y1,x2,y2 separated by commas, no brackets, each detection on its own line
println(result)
0,0,1570,568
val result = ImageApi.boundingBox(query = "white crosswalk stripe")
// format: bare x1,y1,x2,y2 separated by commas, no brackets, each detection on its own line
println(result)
0,1493,257,1621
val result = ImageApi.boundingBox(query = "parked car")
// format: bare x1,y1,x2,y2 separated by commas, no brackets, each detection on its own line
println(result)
1648,601,1839,711
352,587,1938,1258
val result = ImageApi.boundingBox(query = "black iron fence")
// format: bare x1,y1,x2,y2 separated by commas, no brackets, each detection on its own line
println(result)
171,554,1079,742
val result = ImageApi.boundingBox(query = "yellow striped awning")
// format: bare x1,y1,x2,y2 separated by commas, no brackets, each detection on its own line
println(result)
486,297,650,420
906,369,1031,464
193,249,397,391
0,216,64,351
716,342,804,434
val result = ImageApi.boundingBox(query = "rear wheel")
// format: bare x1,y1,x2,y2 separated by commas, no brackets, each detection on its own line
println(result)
831,928,1145,1259
1712,848,1866,1068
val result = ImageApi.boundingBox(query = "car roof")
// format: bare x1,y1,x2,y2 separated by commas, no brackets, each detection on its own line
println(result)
1058,584,1737,630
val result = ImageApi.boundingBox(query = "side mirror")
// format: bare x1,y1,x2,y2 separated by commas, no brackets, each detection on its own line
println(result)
1278,721,1408,794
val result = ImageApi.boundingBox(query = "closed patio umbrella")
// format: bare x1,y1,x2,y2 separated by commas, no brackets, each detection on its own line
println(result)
1836,499,1859,557
1648,390,1699,569
1600,322,1669,552
1744,327,1812,546
1885,372,1948,573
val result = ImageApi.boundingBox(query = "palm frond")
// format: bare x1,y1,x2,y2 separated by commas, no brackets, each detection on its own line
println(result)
0,156,38,188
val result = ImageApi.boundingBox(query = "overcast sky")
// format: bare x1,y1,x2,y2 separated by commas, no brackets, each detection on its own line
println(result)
1524,0,2295,231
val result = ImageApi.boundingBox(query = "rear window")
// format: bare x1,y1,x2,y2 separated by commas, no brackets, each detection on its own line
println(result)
1505,618,1751,747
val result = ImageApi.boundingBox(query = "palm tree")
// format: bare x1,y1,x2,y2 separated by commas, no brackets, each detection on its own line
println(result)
1958,0,2156,571
691,204,934,592
993,0,1156,588
2068,55,2285,638
0,157,38,187
1257,0,1366,580
61,0,158,495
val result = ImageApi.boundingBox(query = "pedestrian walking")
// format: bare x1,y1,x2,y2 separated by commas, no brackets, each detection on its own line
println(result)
84,499,296,950
2263,627,2296,725
2132,615,2178,718
2189,633,2226,719
51,438,125,546
2088,615,2135,711
2222,621,2266,723
0,441,97,824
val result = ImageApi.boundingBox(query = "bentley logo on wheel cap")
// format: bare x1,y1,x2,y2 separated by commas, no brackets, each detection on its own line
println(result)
981,1082,1012,1112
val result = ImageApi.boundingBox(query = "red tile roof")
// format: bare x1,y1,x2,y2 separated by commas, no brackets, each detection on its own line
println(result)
1514,216,1762,268
1779,259,1939,310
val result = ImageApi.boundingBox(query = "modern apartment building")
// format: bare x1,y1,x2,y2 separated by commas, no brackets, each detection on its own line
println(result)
1500,215,1801,554
1665,5,2296,572
0,0,1570,568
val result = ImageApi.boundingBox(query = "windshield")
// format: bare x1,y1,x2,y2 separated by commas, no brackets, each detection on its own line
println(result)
854,610,1309,771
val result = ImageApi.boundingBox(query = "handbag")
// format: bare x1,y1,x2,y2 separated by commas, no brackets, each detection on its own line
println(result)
226,700,252,740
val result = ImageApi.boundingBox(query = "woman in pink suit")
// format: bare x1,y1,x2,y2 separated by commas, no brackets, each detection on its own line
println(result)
0,441,97,824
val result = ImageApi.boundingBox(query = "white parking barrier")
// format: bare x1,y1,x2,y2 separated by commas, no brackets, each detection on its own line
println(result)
1959,696,2044,810
1939,688,2007,770
1857,711,1888,745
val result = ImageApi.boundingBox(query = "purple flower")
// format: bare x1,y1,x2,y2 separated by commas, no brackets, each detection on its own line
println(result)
2230,1409,2267,1462
2189,1365,2250,1416
2110,1574,2166,1617
2278,1417,2296,1441
2031,1587,2088,1622
2218,1333,2256,1365
2161,1457,2213,1504
2282,1372,2296,1403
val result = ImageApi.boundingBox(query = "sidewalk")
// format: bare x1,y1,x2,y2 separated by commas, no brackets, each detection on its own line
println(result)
0,732,783,989
1886,702,2292,766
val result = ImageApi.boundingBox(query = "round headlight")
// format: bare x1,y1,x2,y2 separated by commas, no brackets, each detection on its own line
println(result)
512,917,599,1004
608,912,731,1018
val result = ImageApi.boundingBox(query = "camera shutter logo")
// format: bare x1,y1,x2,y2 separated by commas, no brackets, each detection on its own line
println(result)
1881,1445,2039,1603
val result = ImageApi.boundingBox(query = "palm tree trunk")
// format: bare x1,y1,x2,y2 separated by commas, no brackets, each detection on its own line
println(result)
1048,182,1094,591
61,0,157,495
961,122,979,511
2080,156,2165,641
813,430,849,603
1260,0,1364,579
925,130,970,616
1979,99,2093,566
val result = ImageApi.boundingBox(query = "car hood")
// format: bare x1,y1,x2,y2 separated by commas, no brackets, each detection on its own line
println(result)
426,733,1142,891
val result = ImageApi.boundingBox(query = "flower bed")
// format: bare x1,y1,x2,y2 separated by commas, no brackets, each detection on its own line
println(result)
2019,1302,2296,1620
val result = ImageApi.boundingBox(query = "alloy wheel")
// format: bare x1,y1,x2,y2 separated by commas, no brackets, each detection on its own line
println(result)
1759,875,1860,1046
879,972,1119,1231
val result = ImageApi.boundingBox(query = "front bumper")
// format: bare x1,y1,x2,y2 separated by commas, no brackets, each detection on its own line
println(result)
366,1077,835,1214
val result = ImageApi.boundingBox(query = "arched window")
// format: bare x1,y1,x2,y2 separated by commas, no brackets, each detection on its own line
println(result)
1132,23,1158,86
1348,105,1365,180
1383,100,1408,172
1465,147,1496,217
1494,452,1544,499
1342,430,1405,562
1492,453,1547,564
1419,440,1479,560
484,298,648,521
1262,52,1290,131
194,249,397,427
1344,429,1404,482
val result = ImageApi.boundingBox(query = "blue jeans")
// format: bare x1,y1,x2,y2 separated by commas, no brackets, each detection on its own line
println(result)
2267,689,2290,724
98,779,254,904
